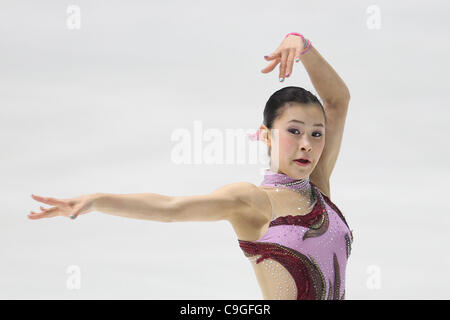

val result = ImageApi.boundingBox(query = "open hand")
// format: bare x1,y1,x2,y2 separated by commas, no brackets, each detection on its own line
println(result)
261,34,306,81
28,193,96,220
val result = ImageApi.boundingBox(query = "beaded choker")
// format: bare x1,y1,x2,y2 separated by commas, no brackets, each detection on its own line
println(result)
261,168,311,192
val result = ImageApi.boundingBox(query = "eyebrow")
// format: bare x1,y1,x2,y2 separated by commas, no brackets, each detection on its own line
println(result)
288,119,324,127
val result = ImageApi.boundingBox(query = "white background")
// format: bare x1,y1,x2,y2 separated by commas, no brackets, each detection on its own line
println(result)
1,0,449,299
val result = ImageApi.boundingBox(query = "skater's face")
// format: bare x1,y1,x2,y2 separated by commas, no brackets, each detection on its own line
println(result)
261,103,326,179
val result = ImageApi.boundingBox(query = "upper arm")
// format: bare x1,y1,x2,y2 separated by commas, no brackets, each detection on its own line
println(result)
167,182,269,224
310,98,350,198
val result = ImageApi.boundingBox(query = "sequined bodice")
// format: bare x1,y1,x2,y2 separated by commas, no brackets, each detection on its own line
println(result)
237,182,354,300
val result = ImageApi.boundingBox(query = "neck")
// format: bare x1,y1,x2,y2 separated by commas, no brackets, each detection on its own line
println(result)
261,168,310,192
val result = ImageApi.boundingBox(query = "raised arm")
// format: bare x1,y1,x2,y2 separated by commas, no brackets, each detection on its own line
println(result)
298,45,350,107
263,35,350,106
298,45,350,197
262,34,351,198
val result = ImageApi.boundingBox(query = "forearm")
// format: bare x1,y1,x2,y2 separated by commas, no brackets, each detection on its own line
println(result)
299,44,350,107
92,192,174,222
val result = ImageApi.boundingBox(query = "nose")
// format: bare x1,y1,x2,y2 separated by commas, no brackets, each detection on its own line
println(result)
300,145,312,152
299,137,312,152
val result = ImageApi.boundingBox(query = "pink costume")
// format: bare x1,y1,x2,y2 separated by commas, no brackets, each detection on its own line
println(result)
238,169,354,300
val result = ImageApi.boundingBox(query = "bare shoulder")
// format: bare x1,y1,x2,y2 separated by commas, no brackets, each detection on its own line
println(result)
218,182,272,240
214,182,271,219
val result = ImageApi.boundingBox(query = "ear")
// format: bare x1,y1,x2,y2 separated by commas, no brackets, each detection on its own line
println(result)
258,125,271,147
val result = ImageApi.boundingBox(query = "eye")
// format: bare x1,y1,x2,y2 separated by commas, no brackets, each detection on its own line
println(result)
312,131,323,137
288,128,301,135
289,128,323,138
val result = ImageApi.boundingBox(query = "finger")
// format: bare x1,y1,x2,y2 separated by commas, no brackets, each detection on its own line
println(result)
279,50,288,81
40,205,60,215
264,50,281,61
70,205,83,220
28,205,60,220
28,209,58,219
284,49,295,78
261,57,281,73
31,194,69,208
294,46,302,64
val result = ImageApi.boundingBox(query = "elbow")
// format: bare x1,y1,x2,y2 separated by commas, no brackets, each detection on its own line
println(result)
163,197,178,223
344,89,351,104
325,91,350,109
341,86,351,105
340,92,350,108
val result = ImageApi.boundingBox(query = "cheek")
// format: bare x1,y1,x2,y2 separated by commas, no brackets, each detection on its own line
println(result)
279,135,297,154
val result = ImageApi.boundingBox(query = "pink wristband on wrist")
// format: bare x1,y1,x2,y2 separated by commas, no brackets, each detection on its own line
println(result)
284,32,305,42
300,38,312,55
279,33,312,77
285,32,311,56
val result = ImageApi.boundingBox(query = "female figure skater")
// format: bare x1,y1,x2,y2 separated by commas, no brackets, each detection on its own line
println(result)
29,32,353,300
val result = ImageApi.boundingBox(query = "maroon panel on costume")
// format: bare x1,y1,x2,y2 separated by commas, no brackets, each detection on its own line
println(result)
238,240,327,300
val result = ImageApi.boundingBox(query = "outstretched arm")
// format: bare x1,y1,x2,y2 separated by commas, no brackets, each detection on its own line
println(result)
93,182,270,228
29,182,270,231
92,184,243,223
